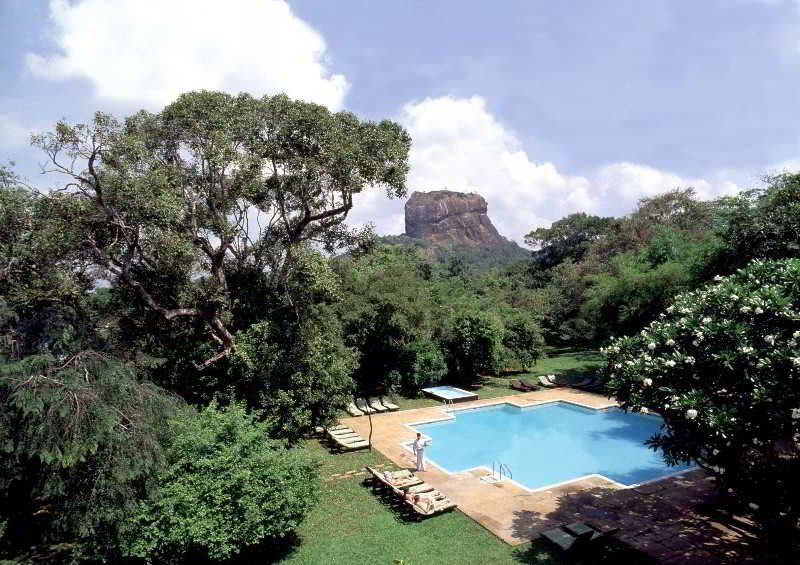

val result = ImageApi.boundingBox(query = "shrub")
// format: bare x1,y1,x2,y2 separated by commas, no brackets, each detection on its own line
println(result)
123,402,319,563
399,339,447,394
604,259,800,557
444,312,503,385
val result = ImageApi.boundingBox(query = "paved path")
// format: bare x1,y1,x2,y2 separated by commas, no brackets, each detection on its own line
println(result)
343,389,756,564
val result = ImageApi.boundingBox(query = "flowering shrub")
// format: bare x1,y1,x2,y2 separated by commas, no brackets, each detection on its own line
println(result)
603,259,800,549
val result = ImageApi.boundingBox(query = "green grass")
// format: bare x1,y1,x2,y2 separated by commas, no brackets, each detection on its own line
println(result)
269,438,650,565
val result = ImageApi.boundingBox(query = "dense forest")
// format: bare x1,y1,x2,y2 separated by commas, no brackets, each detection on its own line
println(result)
1,91,798,562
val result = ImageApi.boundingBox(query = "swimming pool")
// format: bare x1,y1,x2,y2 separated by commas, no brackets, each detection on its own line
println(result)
421,385,479,403
410,402,693,490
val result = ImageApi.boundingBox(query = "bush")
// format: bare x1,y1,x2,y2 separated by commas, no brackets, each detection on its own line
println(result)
123,402,319,563
444,312,503,385
399,339,447,395
604,259,800,558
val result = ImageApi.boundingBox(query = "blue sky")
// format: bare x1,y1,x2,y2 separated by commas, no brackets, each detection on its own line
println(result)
2,0,799,242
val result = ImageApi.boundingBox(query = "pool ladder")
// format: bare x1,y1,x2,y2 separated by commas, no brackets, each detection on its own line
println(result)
492,461,513,482
443,398,455,412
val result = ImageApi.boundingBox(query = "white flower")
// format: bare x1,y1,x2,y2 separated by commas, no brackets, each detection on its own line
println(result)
647,342,656,350
666,306,674,313
792,408,800,420
790,357,800,367
643,378,653,386
663,404,670,409
731,295,739,301
764,335,776,345
614,363,622,369
739,346,754,354
686,408,698,420
666,339,676,346
685,356,695,364
712,449,719,455
754,307,764,315
702,317,712,324
640,407,649,414
692,340,700,346
749,502,759,511
740,306,751,313
665,360,676,368
714,275,724,282
793,330,800,339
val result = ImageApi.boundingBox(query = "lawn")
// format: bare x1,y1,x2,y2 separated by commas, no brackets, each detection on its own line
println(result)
275,439,648,565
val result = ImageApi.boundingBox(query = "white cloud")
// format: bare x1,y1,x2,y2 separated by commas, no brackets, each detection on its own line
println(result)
26,0,349,110
349,96,739,243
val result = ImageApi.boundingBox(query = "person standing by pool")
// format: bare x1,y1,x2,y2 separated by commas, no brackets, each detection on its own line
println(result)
412,432,429,471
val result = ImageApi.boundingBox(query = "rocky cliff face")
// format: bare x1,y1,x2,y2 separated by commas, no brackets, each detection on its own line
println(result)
404,190,506,246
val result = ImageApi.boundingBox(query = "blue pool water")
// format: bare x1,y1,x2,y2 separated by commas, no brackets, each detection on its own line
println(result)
411,402,693,490
421,385,476,400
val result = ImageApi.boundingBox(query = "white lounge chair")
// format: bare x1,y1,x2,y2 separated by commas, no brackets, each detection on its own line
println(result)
346,402,364,417
380,396,399,411
368,397,387,412
538,375,557,388
355,398,375,414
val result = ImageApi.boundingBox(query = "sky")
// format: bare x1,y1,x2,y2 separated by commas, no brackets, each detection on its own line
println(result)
1,0,799,243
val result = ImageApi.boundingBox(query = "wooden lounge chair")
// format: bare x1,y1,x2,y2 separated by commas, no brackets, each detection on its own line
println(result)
570,377,595,389
327,427,355,436
538,375,557,388
335,434,366,444
510,379,534,392
519,378,537,390
405,482,436,495
541,522,616,552
366,466,423,491
368,397,387,412
328,424,350,431
355,398,375,414
336,438,369,450
405,492,457,517
345,402,364,417
380,396,399,411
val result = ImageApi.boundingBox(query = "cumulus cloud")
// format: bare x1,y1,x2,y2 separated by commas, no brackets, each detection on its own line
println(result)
349,96,739,244
26,0,349,110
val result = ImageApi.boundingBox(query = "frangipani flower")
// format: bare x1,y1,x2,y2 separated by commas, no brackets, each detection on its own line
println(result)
686,408,698,420
643,378,653,386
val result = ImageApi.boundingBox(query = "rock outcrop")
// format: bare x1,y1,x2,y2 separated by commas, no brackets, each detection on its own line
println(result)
404,190,506,246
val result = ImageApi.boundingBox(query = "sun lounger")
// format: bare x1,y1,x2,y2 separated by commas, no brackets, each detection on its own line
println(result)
332,433,361,441
405,483,436,494
368,397,387,412
329,424,350,431
519,378,537,390
327,427,355,436
544,375,560,385
538,375,557,388
510,379,534,392
380,396,399,411
405,493,457,516
336,439,369,450
335,434,367,444
355,398,375,414
345,402,364,417
366,466,423,490
541,522,616,552
570,377,595,388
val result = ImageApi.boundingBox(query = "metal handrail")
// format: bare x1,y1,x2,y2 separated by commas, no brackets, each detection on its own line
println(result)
492,461,513,481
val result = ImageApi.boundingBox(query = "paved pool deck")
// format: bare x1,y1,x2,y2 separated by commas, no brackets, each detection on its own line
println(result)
342,388,756,564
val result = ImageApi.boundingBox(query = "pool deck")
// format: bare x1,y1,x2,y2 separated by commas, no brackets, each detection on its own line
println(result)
343,388,757,564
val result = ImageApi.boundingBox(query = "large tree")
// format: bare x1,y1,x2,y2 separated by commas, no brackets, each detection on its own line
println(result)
604,259,800,559
32,91,411,370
